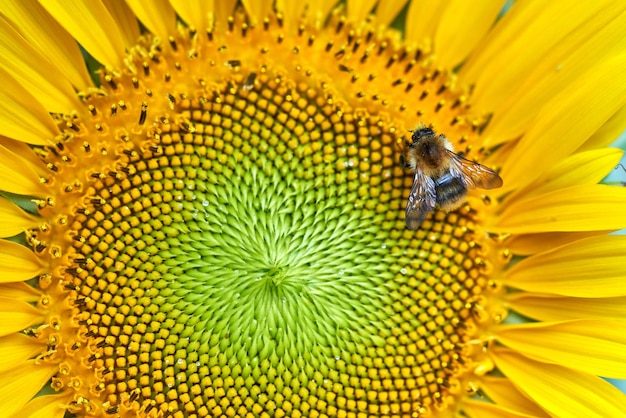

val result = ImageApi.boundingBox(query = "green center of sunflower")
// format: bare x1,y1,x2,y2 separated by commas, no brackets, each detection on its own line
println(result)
34,13,495,417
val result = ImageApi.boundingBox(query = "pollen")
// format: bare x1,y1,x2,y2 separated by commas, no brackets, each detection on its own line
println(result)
27,10,497,418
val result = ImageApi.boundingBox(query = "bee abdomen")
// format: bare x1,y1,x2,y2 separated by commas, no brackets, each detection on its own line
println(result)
435,176,467,210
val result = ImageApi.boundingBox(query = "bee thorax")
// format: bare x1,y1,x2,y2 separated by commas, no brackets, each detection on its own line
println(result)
413,139,449,174
421,145,444,168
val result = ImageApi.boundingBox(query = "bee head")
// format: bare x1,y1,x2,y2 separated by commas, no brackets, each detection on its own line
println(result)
410,127,435,144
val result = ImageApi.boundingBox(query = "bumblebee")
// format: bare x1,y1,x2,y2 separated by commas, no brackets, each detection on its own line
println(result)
402,125,503,229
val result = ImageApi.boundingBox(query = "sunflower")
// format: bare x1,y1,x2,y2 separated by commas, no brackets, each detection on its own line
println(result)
1,0,626,417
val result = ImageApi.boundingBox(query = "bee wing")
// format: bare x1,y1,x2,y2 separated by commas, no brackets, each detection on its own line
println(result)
405,169,436,230
448,151,503,190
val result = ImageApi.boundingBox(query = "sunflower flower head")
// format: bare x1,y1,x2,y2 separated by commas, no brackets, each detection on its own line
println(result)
1,1,626,417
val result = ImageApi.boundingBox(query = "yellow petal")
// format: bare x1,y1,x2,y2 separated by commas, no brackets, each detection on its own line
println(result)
499,54,626,192
214,0,238,26
482,3,626,145
0,282,41,303
240,0,274,25
505,230,608,255
39,0,126,68
433,0,504,69
346,0,377,22
461,399,541,418
0,142,49,197
18,394,68,418
0,18,82,114
274,0,307,32
2,0,92,89
495,320,626,379
0,297,44,337
0,71,60,146
0,241,43,283
0,137,50,197
169,0,214,31
494,185,626,234
479,376,551,418
482,133,517,168
304,0,339,28
405,0,448,49
102,0,141,46
0,360,57,418
506,293,626,322
503,235,626,298
0,138,49,174
0,334,46,372
375,0,410,26
503,148,623,204
462,0,613,114
580,103,626,151
491,347,626,418
124,0,176,41
0,198,38,237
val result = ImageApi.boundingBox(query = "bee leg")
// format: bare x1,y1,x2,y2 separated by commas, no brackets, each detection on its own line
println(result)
401,134,413,148
400,155,411,168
